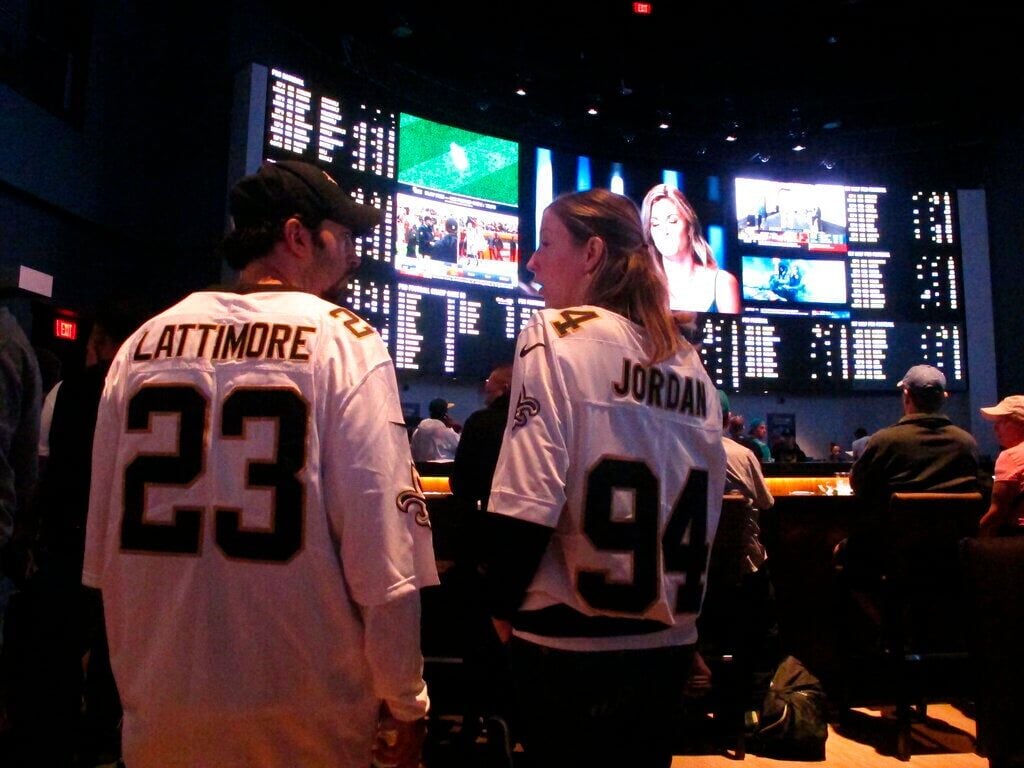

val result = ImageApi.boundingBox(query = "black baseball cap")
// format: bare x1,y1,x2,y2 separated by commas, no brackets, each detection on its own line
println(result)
229,160,381,237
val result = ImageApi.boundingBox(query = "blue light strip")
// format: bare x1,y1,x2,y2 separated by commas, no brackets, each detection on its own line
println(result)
576,156,592,191
535,147,553,247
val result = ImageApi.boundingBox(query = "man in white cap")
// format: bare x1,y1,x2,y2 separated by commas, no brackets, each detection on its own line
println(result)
979,395,1024,536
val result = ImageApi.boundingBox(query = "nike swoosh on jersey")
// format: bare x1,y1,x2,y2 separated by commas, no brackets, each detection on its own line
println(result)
519,342,546,358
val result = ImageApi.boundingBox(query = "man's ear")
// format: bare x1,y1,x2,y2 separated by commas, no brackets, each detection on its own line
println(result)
282,217,313,257
583,235,606,274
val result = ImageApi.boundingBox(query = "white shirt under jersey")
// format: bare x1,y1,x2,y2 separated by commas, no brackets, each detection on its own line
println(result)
83,288,438,768
488,306,726,652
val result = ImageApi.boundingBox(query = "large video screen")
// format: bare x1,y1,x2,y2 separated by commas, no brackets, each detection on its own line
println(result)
394,113,520,290
247,65,968,392
716,179,966,392
528,148,967,393
255,66,536,379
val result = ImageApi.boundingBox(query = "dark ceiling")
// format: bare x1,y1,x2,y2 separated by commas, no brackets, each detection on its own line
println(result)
276,0,1018,178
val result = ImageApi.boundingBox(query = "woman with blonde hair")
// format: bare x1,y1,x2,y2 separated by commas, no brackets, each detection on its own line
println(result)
641,183,741,314
482,188,726,767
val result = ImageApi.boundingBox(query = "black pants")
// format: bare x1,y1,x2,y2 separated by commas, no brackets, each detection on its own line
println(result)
508,638,693,768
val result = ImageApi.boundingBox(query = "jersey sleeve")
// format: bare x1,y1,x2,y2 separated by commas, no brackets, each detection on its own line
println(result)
487,313,568,528
322,357,439,607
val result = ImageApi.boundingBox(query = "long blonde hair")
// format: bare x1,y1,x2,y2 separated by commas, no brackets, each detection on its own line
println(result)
545,188,684,363
640,183,717,269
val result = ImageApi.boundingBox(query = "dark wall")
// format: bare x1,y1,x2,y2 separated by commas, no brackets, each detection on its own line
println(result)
1,0,1021,397
985,120,1024,397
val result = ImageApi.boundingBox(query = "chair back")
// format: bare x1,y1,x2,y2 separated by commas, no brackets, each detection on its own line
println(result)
706,493,760,590
960,536,1024,767
881,492,984,654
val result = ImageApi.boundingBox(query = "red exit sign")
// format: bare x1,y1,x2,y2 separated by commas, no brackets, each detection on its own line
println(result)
54,317,78,341
632,2,652,14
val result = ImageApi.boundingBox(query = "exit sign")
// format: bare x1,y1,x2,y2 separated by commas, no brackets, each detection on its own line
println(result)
54,317,78,341
632,2,652,14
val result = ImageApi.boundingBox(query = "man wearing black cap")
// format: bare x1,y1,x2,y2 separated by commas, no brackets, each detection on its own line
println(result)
410,397,461,462
82,161,437,768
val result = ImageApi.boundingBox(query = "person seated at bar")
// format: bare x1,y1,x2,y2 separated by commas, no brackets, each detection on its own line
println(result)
771,429,807,463
978,395,1024,536
687,391,777,700
841,364,981,577
850,427,870,461
410,398,461,462
746,418,772,463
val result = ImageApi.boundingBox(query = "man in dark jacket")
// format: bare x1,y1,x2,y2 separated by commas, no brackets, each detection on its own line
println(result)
843,363,980,579
450,363,512,514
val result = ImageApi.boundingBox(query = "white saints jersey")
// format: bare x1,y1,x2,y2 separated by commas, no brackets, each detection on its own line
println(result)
83,289,438,767
489,306,726,652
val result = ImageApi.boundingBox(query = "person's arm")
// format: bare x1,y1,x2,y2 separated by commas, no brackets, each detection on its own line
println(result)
715,269,742,313
748,454,774,510
480,512,553,625
364,594,428,768
979,480,1018,537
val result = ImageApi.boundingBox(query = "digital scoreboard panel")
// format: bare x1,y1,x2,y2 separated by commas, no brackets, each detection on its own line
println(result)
254,65,968,392
261,67,526,380
729,178,966,392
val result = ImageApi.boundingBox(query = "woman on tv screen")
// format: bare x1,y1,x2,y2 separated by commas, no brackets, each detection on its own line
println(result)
641,184,741,314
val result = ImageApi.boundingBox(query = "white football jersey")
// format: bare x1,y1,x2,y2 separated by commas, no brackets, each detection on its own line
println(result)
488,306,726,652
83,289,438,767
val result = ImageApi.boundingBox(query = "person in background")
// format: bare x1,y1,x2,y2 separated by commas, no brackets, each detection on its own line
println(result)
82,160,437,768
481,188,726,768
829,442,844,460
845,364,980,574
450,364,513,515
727,413,746,443
32,347,62,474
3,296,149,767
410,397,461,462
433,217,459,263
771,428,807,463
688,390,777,699
0,301,41,744
641,184,741,314
448,363,516,754
0,304,41,557
850,426,870,461
978,395,1024,536
747,418,773,463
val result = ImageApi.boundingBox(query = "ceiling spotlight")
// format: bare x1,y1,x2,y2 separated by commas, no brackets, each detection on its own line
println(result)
792,143,806,152
515,86,527,96
723,120,739,142
659,120,670,130
725,133,738,142
587,106,599,116
820,158,836,170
